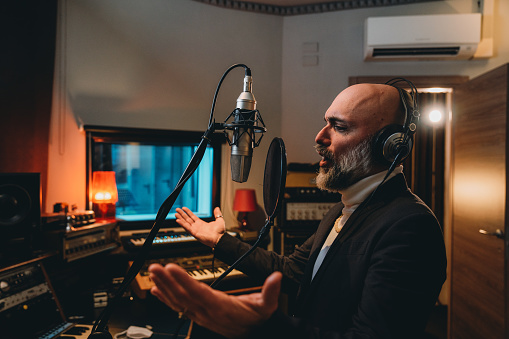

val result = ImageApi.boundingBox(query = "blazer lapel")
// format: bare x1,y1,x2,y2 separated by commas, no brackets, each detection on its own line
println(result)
309,200,383,286
293,202,343,311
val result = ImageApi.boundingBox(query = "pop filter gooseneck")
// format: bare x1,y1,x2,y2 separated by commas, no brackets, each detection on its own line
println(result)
209,137,286,289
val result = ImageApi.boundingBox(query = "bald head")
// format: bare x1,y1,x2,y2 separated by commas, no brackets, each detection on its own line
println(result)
328,83,405,136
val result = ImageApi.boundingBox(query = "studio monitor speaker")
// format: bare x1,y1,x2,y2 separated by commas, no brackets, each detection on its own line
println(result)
0,173,41,251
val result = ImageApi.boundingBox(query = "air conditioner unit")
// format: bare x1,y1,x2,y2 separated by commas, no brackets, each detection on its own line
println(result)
364,13,481,61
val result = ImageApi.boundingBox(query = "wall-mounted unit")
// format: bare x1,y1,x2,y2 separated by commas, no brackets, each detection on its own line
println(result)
364,13,481,61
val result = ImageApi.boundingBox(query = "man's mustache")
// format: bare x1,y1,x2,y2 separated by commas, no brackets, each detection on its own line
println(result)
314,144,334,161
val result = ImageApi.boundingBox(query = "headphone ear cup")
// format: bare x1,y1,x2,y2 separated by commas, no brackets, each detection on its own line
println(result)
372,124,413,166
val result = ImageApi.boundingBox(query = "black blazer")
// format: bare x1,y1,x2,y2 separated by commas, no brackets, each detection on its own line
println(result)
215,174,447,339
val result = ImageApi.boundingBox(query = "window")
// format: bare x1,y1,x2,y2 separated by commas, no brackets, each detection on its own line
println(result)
85,126,224,231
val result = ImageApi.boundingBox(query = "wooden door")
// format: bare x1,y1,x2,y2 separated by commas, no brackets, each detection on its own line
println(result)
450,64,508,338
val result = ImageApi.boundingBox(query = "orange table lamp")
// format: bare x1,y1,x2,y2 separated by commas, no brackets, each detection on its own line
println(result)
91,171,118,221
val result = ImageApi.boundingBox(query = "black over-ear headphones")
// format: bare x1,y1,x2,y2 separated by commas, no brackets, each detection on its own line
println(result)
372,78,420,167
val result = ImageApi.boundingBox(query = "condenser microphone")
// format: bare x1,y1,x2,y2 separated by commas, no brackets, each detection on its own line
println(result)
230,70,257,183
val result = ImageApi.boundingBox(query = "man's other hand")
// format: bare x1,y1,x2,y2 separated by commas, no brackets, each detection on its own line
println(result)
149,263,282,338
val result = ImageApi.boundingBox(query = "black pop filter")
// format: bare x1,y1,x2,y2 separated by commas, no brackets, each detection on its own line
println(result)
207,138,285,293
263,137,287,223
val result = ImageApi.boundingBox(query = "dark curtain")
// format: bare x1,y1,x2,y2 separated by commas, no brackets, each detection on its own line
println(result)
402,92,446,226
0,0,58,210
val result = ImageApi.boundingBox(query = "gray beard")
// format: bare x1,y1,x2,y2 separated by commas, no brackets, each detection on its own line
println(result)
315,138,374,192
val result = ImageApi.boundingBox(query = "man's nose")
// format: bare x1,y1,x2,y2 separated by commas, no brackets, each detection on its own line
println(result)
315,126,330,145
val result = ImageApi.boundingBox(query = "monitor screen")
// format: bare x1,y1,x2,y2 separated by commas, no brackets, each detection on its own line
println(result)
85,126,224,231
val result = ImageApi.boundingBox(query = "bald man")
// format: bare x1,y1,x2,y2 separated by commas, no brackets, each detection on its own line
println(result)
149,83,447,339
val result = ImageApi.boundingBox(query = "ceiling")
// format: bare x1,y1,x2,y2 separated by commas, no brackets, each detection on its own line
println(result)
193,0,441,16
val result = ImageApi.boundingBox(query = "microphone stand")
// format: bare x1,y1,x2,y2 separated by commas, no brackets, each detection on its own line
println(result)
89,128,216,338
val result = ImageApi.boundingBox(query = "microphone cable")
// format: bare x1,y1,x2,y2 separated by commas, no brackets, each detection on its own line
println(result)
332,79,419,247
168,63,260,339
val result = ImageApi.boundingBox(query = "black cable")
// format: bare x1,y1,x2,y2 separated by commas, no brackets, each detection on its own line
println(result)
208,64,249,128
365,78,419,207
210,219,272,289
336,79,419,247
171,219,274,338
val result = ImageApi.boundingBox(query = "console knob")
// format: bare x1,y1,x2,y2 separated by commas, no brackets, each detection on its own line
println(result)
0,280,9,292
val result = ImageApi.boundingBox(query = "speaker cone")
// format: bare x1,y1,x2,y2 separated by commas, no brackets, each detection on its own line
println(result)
0,184,32,228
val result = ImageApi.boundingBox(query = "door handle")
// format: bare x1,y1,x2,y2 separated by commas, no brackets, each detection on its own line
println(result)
478,228,504,239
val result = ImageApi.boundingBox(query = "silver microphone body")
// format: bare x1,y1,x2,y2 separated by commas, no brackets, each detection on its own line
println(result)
231,75,256,183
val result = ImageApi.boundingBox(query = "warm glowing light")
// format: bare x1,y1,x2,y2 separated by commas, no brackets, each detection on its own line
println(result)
429,109,442,123
91,171,118,221
94,192,112,201
420,87,452,93
91,171,118,203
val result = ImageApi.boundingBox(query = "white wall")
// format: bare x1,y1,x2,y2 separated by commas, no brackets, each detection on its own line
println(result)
47,0,283,218
281,0,509,163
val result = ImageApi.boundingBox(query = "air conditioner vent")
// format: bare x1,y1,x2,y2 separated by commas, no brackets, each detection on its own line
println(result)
372,47,461,57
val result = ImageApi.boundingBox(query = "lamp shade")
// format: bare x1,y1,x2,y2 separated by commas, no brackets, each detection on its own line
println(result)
91,171,118,204
233,189,257,212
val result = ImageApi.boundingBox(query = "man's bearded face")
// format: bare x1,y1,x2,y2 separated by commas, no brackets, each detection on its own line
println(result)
315,137,374,192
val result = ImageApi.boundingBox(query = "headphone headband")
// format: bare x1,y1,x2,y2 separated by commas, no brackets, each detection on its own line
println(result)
384,78,420,137
372,77,420,166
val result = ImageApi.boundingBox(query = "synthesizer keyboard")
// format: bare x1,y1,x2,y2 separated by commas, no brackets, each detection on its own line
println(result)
121,228,197,251
130,254,245,298
120,228,241,256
